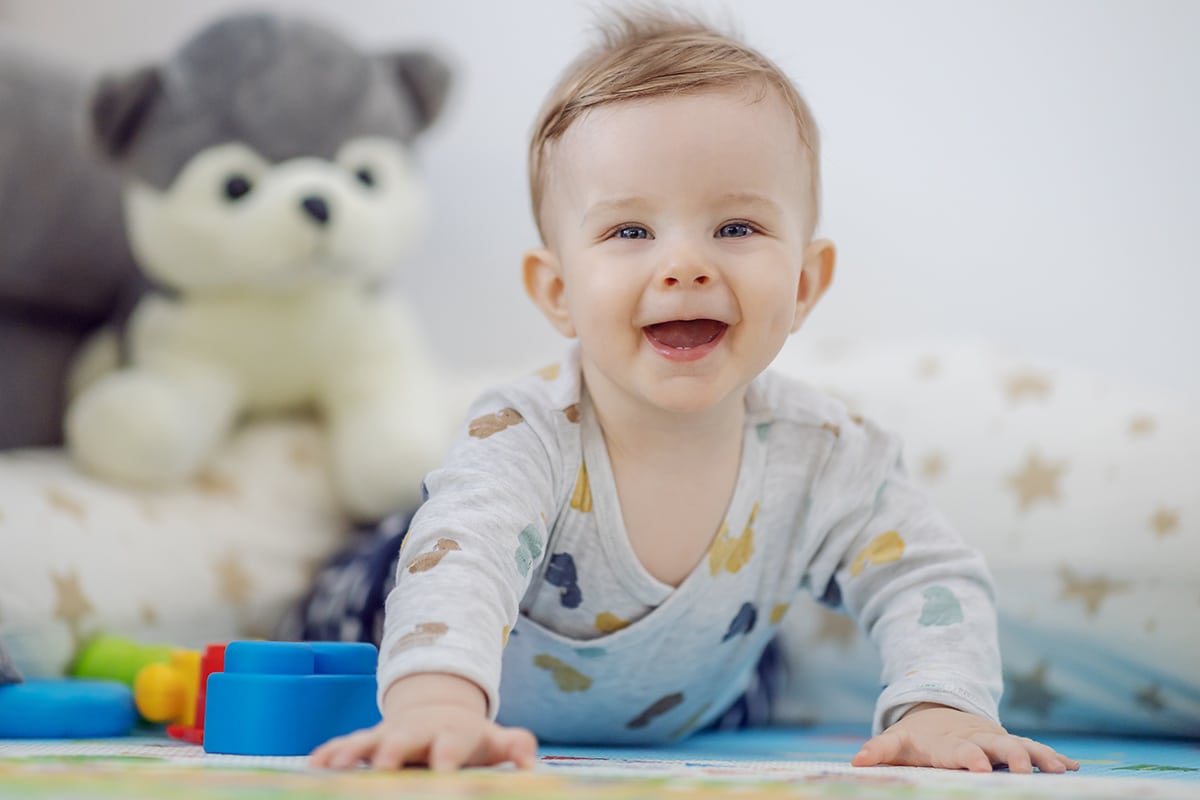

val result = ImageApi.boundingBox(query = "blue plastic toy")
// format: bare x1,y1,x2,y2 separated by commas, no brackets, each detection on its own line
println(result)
202,641,382,756
0,679,137,738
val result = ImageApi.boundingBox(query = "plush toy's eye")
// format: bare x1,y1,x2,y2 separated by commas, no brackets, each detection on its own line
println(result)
354,167,377,188
224,175,254,201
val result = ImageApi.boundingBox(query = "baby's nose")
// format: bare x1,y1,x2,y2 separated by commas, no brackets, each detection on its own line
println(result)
660,245,714,287
662,270,711,287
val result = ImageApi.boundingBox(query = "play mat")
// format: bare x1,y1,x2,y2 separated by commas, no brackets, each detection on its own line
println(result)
1,726,1197,799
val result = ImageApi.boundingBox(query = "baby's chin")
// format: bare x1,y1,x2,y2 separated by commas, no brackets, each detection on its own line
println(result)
635,375,750,417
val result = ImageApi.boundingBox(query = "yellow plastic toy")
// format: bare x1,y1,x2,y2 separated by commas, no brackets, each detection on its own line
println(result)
133,649,202,726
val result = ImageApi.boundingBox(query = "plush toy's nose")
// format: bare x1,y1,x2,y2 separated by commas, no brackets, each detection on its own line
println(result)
300,196,331,225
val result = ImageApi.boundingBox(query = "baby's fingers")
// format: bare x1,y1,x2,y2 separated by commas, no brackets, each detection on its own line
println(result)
429,729,478,772
852,730,936,768
977,734,1032,773
439,725,538,770
310,729,382,769
991,736,1079,774
851,732,902,767
853,732,993,772
494,726,539,769
372,732,429,770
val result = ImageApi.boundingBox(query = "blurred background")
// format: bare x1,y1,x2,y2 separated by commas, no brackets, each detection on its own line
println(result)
3,0,1197,394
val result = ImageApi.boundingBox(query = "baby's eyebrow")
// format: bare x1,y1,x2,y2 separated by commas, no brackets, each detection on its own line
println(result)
581,192,783,228
717,191,782,215
580,196,647,227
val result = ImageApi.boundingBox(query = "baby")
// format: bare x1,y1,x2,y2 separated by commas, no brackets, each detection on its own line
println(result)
309,8,1078,774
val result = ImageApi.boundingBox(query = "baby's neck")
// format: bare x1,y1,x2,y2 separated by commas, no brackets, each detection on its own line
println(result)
583,369,749,587
586,381,747,462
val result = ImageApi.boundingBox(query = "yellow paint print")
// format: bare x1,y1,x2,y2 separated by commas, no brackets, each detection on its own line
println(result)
594,612,630,633
849,530,905,577
502,626,511,647
708,503,757,576
571,462,593,513
533,654,593,692
769,603,790,625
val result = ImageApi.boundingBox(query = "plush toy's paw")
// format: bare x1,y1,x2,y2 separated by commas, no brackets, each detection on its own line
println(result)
66,370,214,486
329,409,447,521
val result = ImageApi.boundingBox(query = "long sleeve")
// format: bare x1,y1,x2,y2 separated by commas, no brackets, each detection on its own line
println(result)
376,384,565,717
800,414,1003,734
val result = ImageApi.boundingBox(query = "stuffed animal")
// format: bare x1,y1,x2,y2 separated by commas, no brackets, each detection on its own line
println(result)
64,12,453,521
0,35,143,450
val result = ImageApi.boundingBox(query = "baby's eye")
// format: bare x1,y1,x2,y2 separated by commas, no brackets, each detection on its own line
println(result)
613,226,651,240
717,222,754,238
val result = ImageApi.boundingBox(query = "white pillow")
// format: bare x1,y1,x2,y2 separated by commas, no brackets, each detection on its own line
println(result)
768,338,1199,737
0,419,352,679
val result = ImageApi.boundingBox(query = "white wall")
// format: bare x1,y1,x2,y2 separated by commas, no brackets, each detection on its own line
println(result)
4,0,1198,394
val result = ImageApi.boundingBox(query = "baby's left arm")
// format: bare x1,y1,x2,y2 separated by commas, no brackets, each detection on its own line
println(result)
803,415,1076,772
852,703,1078,773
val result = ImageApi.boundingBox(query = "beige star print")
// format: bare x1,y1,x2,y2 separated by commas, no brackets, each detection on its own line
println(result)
1058,566,1130,616
213,553,253,607
1149,508,1179,538
1004,370,1053,404
51,569,94,626
45,488,86,521
1006,451,1066,512
815,606,858,650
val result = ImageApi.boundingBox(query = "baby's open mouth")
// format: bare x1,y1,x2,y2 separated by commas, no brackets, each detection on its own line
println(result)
643,319,727,349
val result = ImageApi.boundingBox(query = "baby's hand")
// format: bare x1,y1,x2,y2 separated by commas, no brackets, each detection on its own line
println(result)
851,704,1080,774
308,673,538,771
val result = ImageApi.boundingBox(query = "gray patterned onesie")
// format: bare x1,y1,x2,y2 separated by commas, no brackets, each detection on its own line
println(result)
378,343,1002,744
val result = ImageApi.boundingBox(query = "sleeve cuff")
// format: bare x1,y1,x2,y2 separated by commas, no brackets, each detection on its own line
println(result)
873,675,1001,734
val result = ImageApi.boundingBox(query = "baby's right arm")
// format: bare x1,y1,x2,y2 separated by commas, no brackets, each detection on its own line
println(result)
309,672,538,771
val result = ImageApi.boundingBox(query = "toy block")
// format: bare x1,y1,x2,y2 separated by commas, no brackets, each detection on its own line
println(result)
166,643,226,744
0,679,136,738
202,641,382,756
133,647,201,727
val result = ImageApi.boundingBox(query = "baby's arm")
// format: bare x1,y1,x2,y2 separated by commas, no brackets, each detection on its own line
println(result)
310,673,537,770
313,385,562,770
806,416,1077,773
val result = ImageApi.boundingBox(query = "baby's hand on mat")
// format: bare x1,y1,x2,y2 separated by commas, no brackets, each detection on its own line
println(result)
851,704,1080,774
309,673,538,771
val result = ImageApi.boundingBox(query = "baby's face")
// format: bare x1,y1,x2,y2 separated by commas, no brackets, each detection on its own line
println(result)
534,85,828,418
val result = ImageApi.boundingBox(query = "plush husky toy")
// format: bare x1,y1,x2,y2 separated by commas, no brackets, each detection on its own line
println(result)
65,12,453,521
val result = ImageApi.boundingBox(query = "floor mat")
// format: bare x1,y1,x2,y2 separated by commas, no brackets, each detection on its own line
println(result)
1,727,1196,798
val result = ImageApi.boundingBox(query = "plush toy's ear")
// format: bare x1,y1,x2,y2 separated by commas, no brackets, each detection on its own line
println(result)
381,50,452,134
89,66,163,160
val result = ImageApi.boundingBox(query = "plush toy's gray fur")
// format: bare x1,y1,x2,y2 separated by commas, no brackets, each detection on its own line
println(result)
0,35,142,448
91,13,451,188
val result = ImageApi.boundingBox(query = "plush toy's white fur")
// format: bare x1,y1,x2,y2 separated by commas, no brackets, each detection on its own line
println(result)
67,137,449,520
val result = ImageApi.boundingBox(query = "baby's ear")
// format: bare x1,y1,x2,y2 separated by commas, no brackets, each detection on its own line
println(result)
523,249,576,338
380,49,453,134
90,65,163,160
792,239,836,332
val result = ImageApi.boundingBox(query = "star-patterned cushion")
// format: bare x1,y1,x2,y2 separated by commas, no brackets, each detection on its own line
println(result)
767,338,1199,737
0,419,352,679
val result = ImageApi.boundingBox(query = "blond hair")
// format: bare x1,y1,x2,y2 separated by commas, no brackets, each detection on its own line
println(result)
528,6,821,242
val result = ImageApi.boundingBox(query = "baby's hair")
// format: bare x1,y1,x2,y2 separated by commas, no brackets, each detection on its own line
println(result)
528,5,821,242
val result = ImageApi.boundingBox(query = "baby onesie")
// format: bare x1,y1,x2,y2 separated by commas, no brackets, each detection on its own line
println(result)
377,343,1002,744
